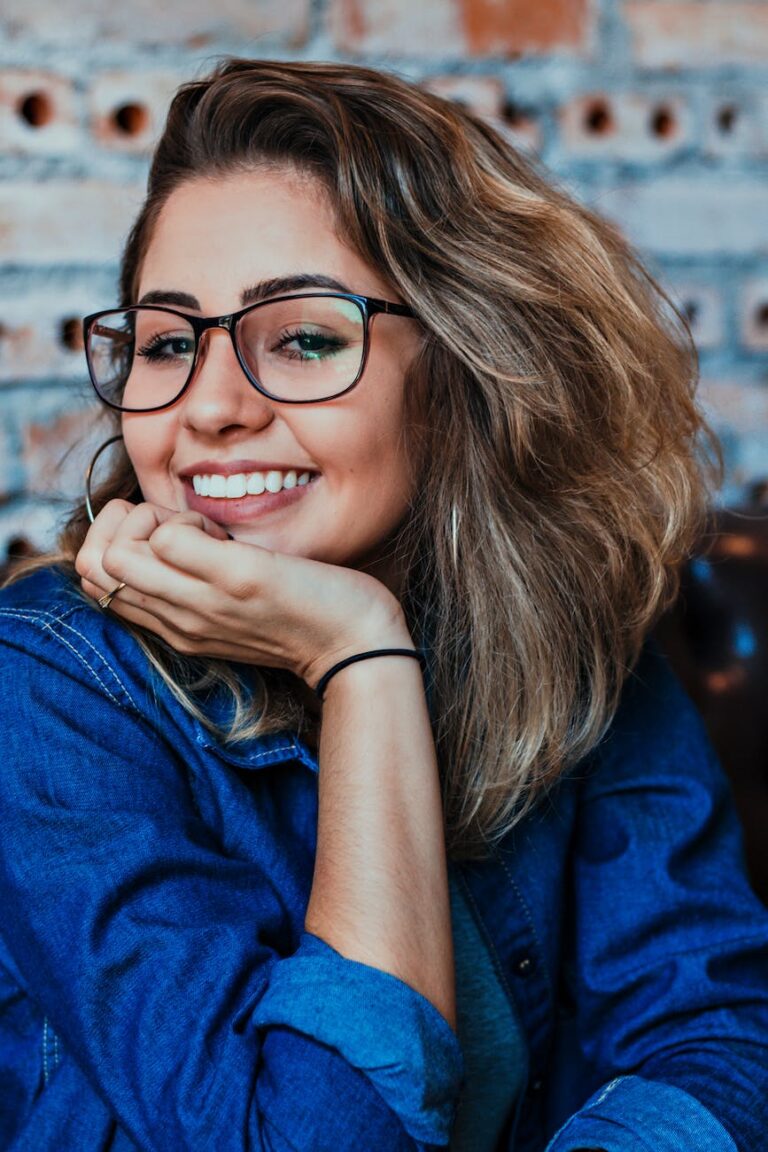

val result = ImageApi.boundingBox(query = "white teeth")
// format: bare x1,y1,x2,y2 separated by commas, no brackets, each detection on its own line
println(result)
225,473,247,498
190,469,314,498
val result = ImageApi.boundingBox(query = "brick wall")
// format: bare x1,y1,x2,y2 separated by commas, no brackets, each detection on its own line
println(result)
1,0,767,554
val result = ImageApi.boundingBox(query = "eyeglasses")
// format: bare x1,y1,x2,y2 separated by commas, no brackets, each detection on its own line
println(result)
82,292,416,412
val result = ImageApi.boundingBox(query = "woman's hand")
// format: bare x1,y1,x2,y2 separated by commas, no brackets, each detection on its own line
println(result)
75,499,412,688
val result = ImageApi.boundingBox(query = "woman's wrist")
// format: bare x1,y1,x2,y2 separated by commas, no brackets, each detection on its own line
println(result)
314,648,425,700
299,595,414,691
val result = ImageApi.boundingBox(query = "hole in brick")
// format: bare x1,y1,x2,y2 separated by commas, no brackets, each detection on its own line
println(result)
583,99,613,136
112,102,150,136
7,534,37,560
755,302,768,330
682,300,699,327
650,105,676,139
502,100,525,127
717,105,738,134
18,91,54,128
60,317,83,352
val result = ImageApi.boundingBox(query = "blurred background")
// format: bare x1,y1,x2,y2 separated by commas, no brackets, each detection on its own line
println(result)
0,0,767,552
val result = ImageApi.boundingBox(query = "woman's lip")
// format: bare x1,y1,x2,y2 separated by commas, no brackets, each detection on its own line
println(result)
179,462,318,479
182,474,319,524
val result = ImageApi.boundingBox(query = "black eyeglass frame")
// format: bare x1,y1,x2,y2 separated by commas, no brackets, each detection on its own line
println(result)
82,291,417,412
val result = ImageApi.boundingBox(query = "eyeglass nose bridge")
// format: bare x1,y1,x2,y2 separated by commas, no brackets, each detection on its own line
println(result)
178,314,247,400
194,312,236,335
191,312,240,362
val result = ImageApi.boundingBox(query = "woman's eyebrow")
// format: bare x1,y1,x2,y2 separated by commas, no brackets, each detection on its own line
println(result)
137,275,352,311
138,289,200,308
240,274,352,304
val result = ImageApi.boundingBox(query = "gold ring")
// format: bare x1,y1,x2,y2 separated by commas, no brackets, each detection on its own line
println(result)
97,581,127,609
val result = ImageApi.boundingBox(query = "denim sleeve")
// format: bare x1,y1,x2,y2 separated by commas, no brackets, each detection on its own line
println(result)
555,647,768,1152
0,617,462,1151
546,1075,737,1151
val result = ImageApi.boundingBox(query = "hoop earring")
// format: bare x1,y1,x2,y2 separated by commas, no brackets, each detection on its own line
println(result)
85,434,124,524
450,501,461,569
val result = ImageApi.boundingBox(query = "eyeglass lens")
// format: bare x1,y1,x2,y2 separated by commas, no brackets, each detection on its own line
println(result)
87,297,366,409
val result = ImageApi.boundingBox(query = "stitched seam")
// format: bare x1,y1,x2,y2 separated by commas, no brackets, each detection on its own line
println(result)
494,851,554,1008
249,743,296,763
0,607,137,712
1,605,137,708
0,602,84,631
43,1017,49,1087
56,617,138,709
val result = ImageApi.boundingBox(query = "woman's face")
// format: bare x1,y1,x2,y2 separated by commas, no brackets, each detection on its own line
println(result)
124,168,422,583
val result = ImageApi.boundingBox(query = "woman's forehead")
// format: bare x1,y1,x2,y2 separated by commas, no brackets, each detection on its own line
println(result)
137,170,392,303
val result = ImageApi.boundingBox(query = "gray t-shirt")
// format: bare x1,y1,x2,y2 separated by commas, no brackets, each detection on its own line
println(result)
448,865,527,1151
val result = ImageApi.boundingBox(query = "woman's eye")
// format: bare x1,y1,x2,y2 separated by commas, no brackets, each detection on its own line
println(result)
137,333,195,362
276,328,346,360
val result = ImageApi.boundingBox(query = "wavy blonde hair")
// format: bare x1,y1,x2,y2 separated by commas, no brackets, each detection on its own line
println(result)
21,59,720,859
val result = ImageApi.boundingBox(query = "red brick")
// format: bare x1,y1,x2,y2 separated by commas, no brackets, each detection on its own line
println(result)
425,75,542,152
0,502,62,557
625,3,768,68
0,0,310,47
0,418,13,500
89,73,184,153
703,95,761,159
700,378,768,494
596,179,768,256
21,398,109,501
425,75,506,120
668,283,724,351
757,93,768,156
495,111,542,154
741,280,768,351
330,0,591,57
460,0,590,56
0,286,107,383
559,91,689,159
0,70,81,155
0,182,144,264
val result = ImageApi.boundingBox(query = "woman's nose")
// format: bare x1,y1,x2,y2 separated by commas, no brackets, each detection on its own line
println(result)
180,328,275,435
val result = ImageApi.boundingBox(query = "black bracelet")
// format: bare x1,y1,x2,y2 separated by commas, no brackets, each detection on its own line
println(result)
315,648,427,701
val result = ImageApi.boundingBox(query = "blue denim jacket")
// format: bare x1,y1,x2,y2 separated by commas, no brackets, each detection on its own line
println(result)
0,566,766,1151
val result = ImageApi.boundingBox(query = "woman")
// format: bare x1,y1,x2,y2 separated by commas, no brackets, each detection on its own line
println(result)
0,58,766,1152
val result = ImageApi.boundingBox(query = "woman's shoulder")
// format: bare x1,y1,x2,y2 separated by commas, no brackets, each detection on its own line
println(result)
0,563,150,712
1,562,82,613
578,638,728,815
1,562,115,639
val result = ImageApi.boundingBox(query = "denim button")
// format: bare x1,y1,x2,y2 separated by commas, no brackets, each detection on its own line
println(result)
515,955,534,976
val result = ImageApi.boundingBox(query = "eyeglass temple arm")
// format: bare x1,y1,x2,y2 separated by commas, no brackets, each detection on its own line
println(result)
368,298,415,318
90,324,133,344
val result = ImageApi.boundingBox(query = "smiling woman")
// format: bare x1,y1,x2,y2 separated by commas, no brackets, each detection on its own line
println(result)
1,57,767,1152
88,173,422,571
